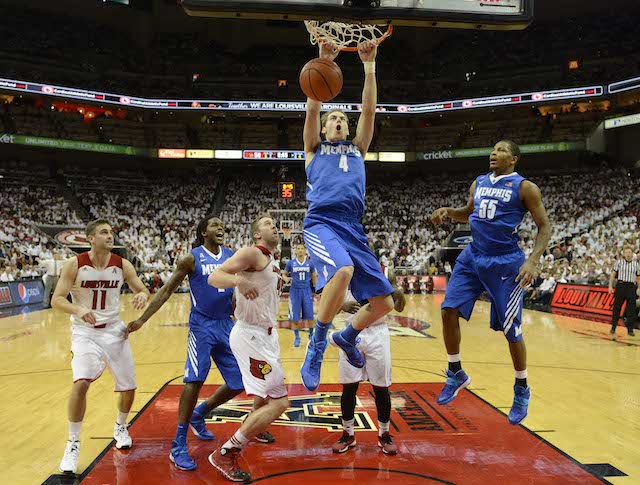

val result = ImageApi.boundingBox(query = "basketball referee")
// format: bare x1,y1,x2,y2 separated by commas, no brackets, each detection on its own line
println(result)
608,244,640,339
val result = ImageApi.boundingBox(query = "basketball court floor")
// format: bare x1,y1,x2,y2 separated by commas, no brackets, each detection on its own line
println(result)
1,293,638,484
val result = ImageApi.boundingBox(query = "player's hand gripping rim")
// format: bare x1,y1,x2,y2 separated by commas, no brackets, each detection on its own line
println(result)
319,39,339,62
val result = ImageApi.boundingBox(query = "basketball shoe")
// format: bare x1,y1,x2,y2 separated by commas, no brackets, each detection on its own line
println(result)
255,430,275,443
170,439,197,471
59,440,80,474
378,432,398,455
332,431,356,453
436,369,471,405
508,385,531,425
190,409,215,440
208,447,251,482
329,331,364,368
300,335,328,391
114,423,132,449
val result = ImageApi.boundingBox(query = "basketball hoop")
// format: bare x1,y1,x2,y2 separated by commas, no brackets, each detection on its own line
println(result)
282,226,293,241
304,20,393,52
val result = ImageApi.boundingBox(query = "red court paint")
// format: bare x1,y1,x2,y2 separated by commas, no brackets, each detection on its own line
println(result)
80,383,605,485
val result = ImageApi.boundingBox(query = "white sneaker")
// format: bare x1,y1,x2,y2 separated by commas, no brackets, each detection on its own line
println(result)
114,423,132,449
59,440,80,474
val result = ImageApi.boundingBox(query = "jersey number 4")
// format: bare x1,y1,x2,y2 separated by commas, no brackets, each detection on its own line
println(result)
91,289,107,310
339,154,349,173
478,199,497,220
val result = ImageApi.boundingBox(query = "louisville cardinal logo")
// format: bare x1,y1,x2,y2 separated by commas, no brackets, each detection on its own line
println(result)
250,357,272,380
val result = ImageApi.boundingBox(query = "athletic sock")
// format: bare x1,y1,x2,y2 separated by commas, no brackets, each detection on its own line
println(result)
222,430,249,450
68,421,82,442
447,353,462,373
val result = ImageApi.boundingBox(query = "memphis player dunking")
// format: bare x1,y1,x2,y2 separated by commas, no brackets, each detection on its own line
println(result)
127,215,270,472
430,140,551,425
52,218,150,474
300,39,396,392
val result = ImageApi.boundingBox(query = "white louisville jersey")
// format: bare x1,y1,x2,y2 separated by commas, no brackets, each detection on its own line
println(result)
234,246,283,329
70,252,125,329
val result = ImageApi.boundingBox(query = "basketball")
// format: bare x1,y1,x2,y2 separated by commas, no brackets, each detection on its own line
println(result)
299,58,343,102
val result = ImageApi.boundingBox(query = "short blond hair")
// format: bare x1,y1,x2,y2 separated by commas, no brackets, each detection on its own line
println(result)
251,214,272,242
321,109,348,128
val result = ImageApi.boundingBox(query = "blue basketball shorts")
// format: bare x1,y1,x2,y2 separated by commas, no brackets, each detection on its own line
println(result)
303,214,394,304
184,314,244,389
442,245,526,342
289,286,314,321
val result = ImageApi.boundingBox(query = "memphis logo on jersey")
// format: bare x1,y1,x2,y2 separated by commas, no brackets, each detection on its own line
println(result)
200,263,222,275
475,186,513,202
320,144,361,156
205,393,376,431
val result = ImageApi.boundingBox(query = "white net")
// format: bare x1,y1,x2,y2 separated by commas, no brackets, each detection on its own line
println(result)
304,20,393,52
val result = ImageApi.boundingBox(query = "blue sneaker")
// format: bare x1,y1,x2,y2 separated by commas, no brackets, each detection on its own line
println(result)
329,331,365,368
189,416,214,440
508,385,531,425
436,369,471,405
170,440,197,471
300,336,328,391
294,335,301,347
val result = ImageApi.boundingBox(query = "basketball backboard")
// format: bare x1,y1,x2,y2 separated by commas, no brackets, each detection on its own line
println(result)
181,0,533,30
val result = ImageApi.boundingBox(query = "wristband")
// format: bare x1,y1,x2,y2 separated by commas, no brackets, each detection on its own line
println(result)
363,61,376,74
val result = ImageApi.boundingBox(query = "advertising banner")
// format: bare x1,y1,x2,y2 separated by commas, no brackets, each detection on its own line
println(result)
0,133,150,156
0,283,14,308
0,76,605,114
9,280,44,306
550,283,624,318
418,142,585,161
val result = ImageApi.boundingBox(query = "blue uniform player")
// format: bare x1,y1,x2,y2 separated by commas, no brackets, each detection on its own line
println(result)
283,243,318,347
300,39,396,392
430,140,551,425
128,215,273,471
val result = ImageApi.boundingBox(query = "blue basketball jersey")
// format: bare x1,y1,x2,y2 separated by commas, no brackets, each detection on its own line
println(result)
189,245,235,320
469,172,527,255
285,257,315,290
306,140,366,220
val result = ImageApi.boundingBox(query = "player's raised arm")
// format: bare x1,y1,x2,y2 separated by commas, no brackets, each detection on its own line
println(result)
127,256,194,334
516,180,551,288
51,257,96,325
208,247,263,299
352,41,378,157
431,181,477,224
304,41,339,161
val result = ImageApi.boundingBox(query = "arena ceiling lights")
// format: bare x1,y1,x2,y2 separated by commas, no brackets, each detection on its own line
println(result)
0,76,617,115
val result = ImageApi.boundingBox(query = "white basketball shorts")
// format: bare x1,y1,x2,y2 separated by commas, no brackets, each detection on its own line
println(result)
338,323,392,388
70,321,136,392
229,322,287,399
